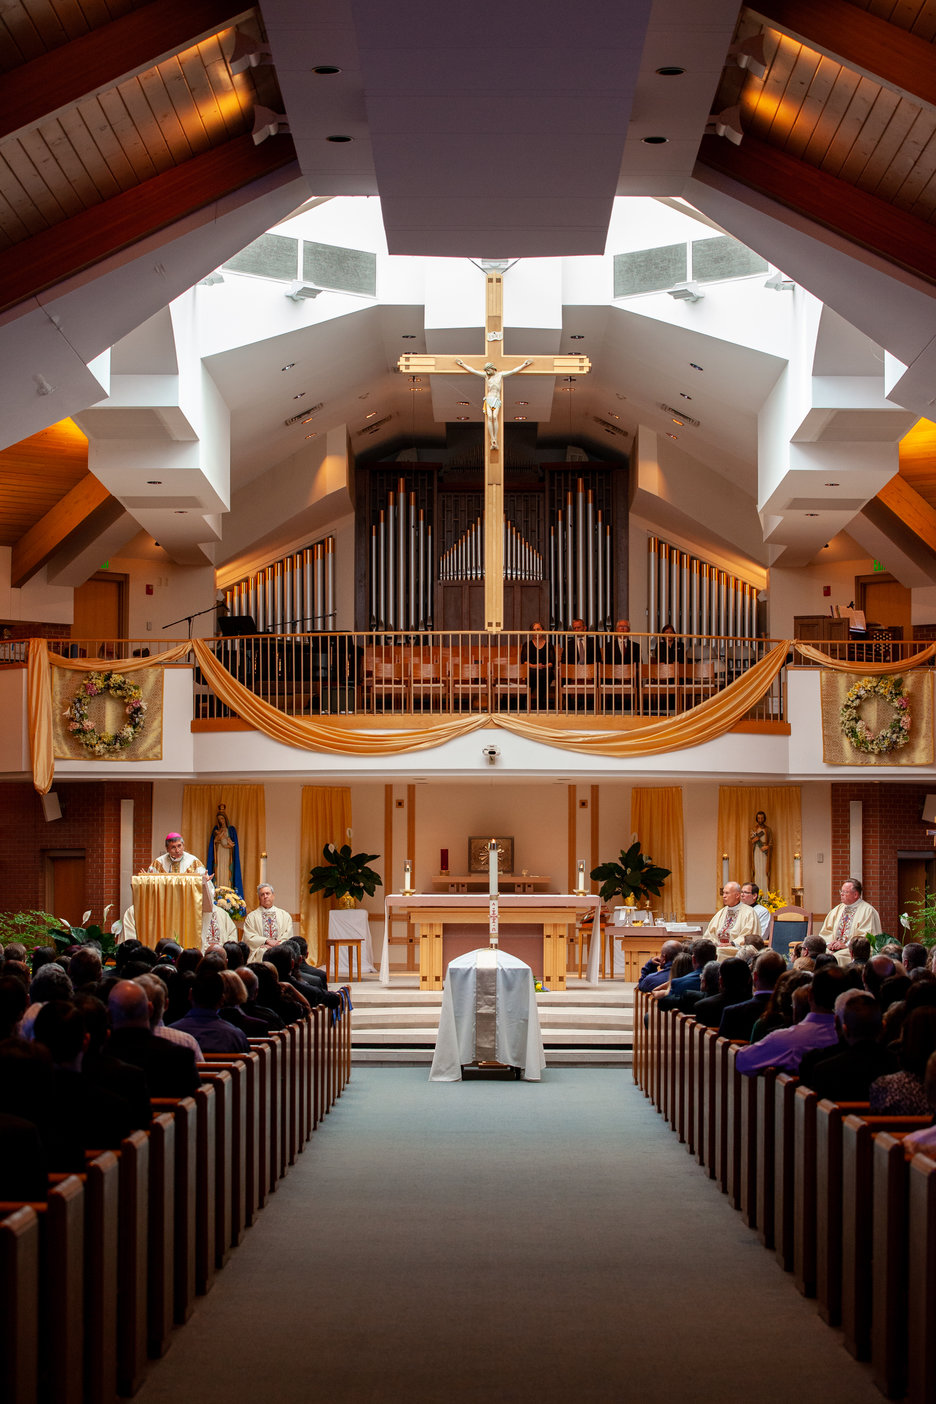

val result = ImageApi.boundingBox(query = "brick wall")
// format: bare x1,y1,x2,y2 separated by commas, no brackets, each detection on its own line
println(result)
829,782,934,934
0,780,152,921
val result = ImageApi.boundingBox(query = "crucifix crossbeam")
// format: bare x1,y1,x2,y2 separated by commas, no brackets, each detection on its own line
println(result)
398,272,590,631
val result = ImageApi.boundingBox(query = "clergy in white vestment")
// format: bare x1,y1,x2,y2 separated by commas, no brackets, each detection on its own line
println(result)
819,878,882,951
705,882,759,946
740,883,771,938
244,884,294,963
204,905,238,950
147,832,214,906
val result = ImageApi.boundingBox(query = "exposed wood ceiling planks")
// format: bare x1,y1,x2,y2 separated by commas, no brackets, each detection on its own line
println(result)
0,420,88,547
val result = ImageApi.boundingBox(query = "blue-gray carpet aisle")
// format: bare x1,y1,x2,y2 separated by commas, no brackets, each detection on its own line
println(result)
135,1068,880,1404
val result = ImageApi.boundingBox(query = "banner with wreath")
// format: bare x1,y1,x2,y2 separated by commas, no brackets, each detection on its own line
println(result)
51,664,165,761
820,669,933,765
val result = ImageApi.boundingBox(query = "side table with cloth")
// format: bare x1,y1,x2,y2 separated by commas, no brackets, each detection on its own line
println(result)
132,874,205,950
429,949,546,1082
327,908,376,978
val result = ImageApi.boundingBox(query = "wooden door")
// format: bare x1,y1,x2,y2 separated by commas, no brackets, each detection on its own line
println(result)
856,576,912,639
72,573,127,652
45,852,87,925
898,855,936,920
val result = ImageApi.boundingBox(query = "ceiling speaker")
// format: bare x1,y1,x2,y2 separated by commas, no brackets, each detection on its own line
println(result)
922,794,936,824
40,791,62,822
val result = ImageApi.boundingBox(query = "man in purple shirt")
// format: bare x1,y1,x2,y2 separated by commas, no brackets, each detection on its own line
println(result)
171,969,249,1054
637,940,684,993
736,965,845,1076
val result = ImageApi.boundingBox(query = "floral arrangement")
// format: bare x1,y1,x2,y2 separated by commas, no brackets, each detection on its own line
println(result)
761,890,788,915
66,671,146,757
840,675,910,756
214,886,246,920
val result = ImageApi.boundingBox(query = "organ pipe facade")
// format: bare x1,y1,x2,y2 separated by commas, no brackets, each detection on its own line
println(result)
224,537,336,632
646,537,758,639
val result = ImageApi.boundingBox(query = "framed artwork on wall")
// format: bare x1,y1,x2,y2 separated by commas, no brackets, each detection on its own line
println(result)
468,836,514,874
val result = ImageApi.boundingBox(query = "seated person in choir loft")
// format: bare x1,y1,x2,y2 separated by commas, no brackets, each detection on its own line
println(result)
561,618,599,711
602,619,640,712
520,622,557,711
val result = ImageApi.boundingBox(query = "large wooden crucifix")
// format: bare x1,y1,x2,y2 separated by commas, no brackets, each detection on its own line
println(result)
398,272,590,631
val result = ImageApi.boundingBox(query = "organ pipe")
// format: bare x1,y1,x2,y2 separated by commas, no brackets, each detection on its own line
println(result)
645,535,760,644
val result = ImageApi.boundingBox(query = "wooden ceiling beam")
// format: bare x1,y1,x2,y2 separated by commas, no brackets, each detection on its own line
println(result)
0,0,253,144
878,475,936,548
12,471,109,587
696,133,936,287
0,133,297,316
750,0,936,109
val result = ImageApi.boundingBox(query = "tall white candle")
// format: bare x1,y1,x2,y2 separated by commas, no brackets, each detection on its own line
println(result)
793,853,802,889
721,853,729,886
403,859,413,894
488,840,498,897
260,851,267,884
576,859,586,895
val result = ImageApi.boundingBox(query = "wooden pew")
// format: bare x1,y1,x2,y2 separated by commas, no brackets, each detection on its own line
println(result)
907,1149,936,1404
192,1083,218,1294
116,1129,150,1398
841,1113,930,1361
871,1129,929,1400
250,1034,284,1189
74,1152,120,1404
197,1066,234,1267
0,1206,40,1404
725,1042,747,1209
738,1058,759,1228
815,1099,869,1326
201,1049,261,1227
151,1096,197,1325
675,1012,691,1144
146,1112,176,1360
755,1069,779,1249
699,1028,719,1177
773,1073,799,1273
0,1176,85,1404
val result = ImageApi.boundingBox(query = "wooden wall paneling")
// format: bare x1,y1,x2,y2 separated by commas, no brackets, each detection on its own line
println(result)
784,52,840,157
92,87,160,180
838,86,901,183
747,31,800,133
18,128,87,218
0,149,50,234
39,113,117,203
134,68,195,163
801,65,861,164
178,34,232,138
159,55,214,155
821,75,883,175
772,41,824,143
859,95,925,190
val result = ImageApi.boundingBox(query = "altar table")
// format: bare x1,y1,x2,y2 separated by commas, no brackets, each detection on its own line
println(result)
381,892,601,990
429,948,545,1082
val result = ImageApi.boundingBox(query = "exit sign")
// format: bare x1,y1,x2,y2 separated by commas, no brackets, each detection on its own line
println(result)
872,560,885,572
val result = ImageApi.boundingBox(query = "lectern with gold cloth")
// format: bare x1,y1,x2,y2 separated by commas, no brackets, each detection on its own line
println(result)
131,874,204,950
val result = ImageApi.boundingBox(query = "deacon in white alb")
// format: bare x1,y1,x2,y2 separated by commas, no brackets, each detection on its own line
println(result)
244,883,294,963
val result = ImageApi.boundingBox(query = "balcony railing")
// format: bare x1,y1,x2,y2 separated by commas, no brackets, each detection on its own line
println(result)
191,630,786,723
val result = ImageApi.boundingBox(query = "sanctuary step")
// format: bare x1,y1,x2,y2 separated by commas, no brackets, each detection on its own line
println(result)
346,977,634,1067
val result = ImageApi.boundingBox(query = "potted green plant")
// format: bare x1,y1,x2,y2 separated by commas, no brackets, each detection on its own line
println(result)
0,909,70,954
590,842,671,906
308,843,383,908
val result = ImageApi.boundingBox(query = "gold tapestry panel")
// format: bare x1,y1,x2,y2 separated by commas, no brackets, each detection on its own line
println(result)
820,670,933,765
52,664,165,761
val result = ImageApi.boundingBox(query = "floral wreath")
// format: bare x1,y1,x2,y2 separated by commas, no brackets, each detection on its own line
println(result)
66,671,146,758
840,674,910,755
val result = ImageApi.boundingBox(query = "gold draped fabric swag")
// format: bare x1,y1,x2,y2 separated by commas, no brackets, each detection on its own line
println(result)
717,787,802,904
301,787,352,967
181,785,267,905
631,788,685,920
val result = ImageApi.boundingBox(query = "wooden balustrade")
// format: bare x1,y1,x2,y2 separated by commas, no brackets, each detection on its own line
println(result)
633,989,936,1400
0,994,351,1403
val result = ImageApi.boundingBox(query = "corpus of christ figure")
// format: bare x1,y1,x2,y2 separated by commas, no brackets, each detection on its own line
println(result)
398,271,590,630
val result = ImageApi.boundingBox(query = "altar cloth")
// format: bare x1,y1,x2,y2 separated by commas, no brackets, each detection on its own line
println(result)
429,948,545,1083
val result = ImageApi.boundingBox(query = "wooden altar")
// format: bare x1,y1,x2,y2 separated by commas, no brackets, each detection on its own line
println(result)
381,893,601,990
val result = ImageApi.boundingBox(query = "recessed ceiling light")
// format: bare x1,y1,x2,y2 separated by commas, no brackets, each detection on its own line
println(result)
666,432,678,439
671,418,684,426
281,363,295,371
690,362,704,371
146,480,162,485
293,392,306,399
326,134,353,143
824,481,840,487
456,416,469,421
301,415,317,424
364,411,377,419
608,412,619,419
402,334,416,339
570,334,585,340
557,386,574,392
656,66,686,76
642,135,669,144
305,433,317,439
679,392,692,400
514,415,527,421
456,400,469,406
515,400,529,405
805,512,819,517
312,65,341,75
174,510,187,514
410,385,428,391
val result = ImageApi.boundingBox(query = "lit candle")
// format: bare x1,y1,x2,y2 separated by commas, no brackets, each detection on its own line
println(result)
403,859,413,894
721,853,729,886
794,852,802,889
576,859,586,895
260,851,267,884
488,839,498,897
441,848,449,874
